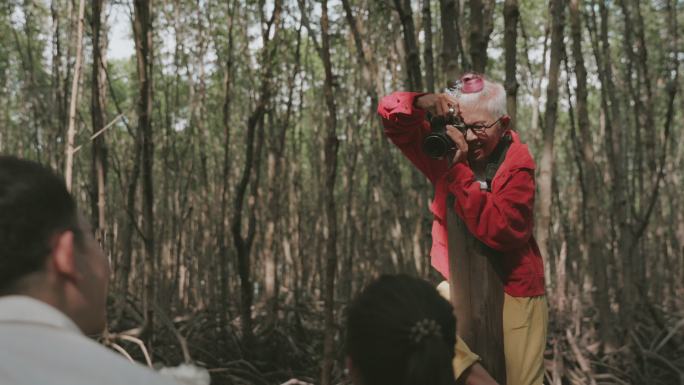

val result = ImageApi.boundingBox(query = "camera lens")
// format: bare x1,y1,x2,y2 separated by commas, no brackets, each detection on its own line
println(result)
423,134,450,159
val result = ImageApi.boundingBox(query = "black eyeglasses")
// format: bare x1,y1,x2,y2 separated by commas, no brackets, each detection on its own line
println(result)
454,116,505,135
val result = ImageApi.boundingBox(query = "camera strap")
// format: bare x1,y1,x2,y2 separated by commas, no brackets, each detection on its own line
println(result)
483,133,512,192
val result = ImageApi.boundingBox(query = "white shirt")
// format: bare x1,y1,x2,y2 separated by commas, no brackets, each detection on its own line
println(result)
0,295,179,385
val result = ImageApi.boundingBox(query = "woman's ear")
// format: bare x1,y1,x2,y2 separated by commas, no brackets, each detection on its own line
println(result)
500,115,511,129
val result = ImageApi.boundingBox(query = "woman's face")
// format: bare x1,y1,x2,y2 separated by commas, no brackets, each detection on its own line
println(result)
459,106,506,164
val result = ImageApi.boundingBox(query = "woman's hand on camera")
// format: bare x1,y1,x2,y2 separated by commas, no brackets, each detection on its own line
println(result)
446,125,468,164
414,93,459,116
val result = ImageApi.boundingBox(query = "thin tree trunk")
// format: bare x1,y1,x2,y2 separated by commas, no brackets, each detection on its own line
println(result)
341,0,379,103
569,0,613,348
631,0,655,174
503,0,519,125
15,2,48,162
50,0,66,169
537,0,565,277
232,108,261,351
133,0,156,344
192,0,213,308
562,44,581,318
586,0,620,349
626,0,679,304
90,0,108,244
319,0,340,383
263,24,302,316
64,0,86,191
218,0,237,338
231,0,282,351
1,5,8,152
422,0,435,93
439,0,461,80
520,19,549,135
596,1,631,335
468,0,495,73
116,135,141,322
390,0,431,270
392,0,423,90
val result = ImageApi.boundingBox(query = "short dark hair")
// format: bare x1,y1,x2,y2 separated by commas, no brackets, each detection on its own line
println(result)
0,156,81,292
346,274,457,385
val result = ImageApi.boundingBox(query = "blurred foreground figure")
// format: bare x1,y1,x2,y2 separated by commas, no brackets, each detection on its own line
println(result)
345,274,458,385
0,156,178,385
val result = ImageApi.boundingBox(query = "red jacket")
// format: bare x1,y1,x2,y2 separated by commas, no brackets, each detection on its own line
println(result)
378,92,545,297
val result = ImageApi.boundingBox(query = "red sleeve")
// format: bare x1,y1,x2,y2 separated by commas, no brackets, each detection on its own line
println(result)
377,92,448,184
445,162,535,252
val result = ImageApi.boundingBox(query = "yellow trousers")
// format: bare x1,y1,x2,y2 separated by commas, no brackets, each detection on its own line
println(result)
437,281,548,385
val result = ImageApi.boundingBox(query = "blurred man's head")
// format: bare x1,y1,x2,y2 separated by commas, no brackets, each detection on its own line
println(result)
0,156,109,334
455,73,511,164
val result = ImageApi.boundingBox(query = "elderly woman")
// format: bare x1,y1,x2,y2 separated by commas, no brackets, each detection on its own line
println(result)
377,74,548,385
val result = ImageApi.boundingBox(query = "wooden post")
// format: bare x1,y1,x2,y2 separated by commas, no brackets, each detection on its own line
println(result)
447,195,506,384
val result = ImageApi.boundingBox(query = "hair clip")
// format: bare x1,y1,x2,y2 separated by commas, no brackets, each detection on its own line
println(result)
409,318,443,345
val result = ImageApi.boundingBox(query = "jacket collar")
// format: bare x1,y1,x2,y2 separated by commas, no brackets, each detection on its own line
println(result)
429,130,535,222
501,130,536,173
0,295,82,334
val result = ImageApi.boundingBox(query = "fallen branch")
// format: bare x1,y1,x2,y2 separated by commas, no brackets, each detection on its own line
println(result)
653,318,684,353
118,334,153,368
72,112,126,155
566,328,597,385
280,379,315,385
109,342,136,364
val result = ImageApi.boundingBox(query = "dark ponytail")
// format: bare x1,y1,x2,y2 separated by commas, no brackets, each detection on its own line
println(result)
346,275,457,385
404,336,457,385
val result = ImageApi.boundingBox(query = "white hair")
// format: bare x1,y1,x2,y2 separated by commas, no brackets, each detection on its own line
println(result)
456,79,508,119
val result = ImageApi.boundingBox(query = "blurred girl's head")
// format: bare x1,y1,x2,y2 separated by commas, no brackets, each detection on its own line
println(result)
346,274,457,385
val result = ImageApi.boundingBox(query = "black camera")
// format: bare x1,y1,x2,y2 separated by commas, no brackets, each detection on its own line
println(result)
423,114,465,159
423,80,465,159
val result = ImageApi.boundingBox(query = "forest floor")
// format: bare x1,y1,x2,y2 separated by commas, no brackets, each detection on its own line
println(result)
106,294,684,385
